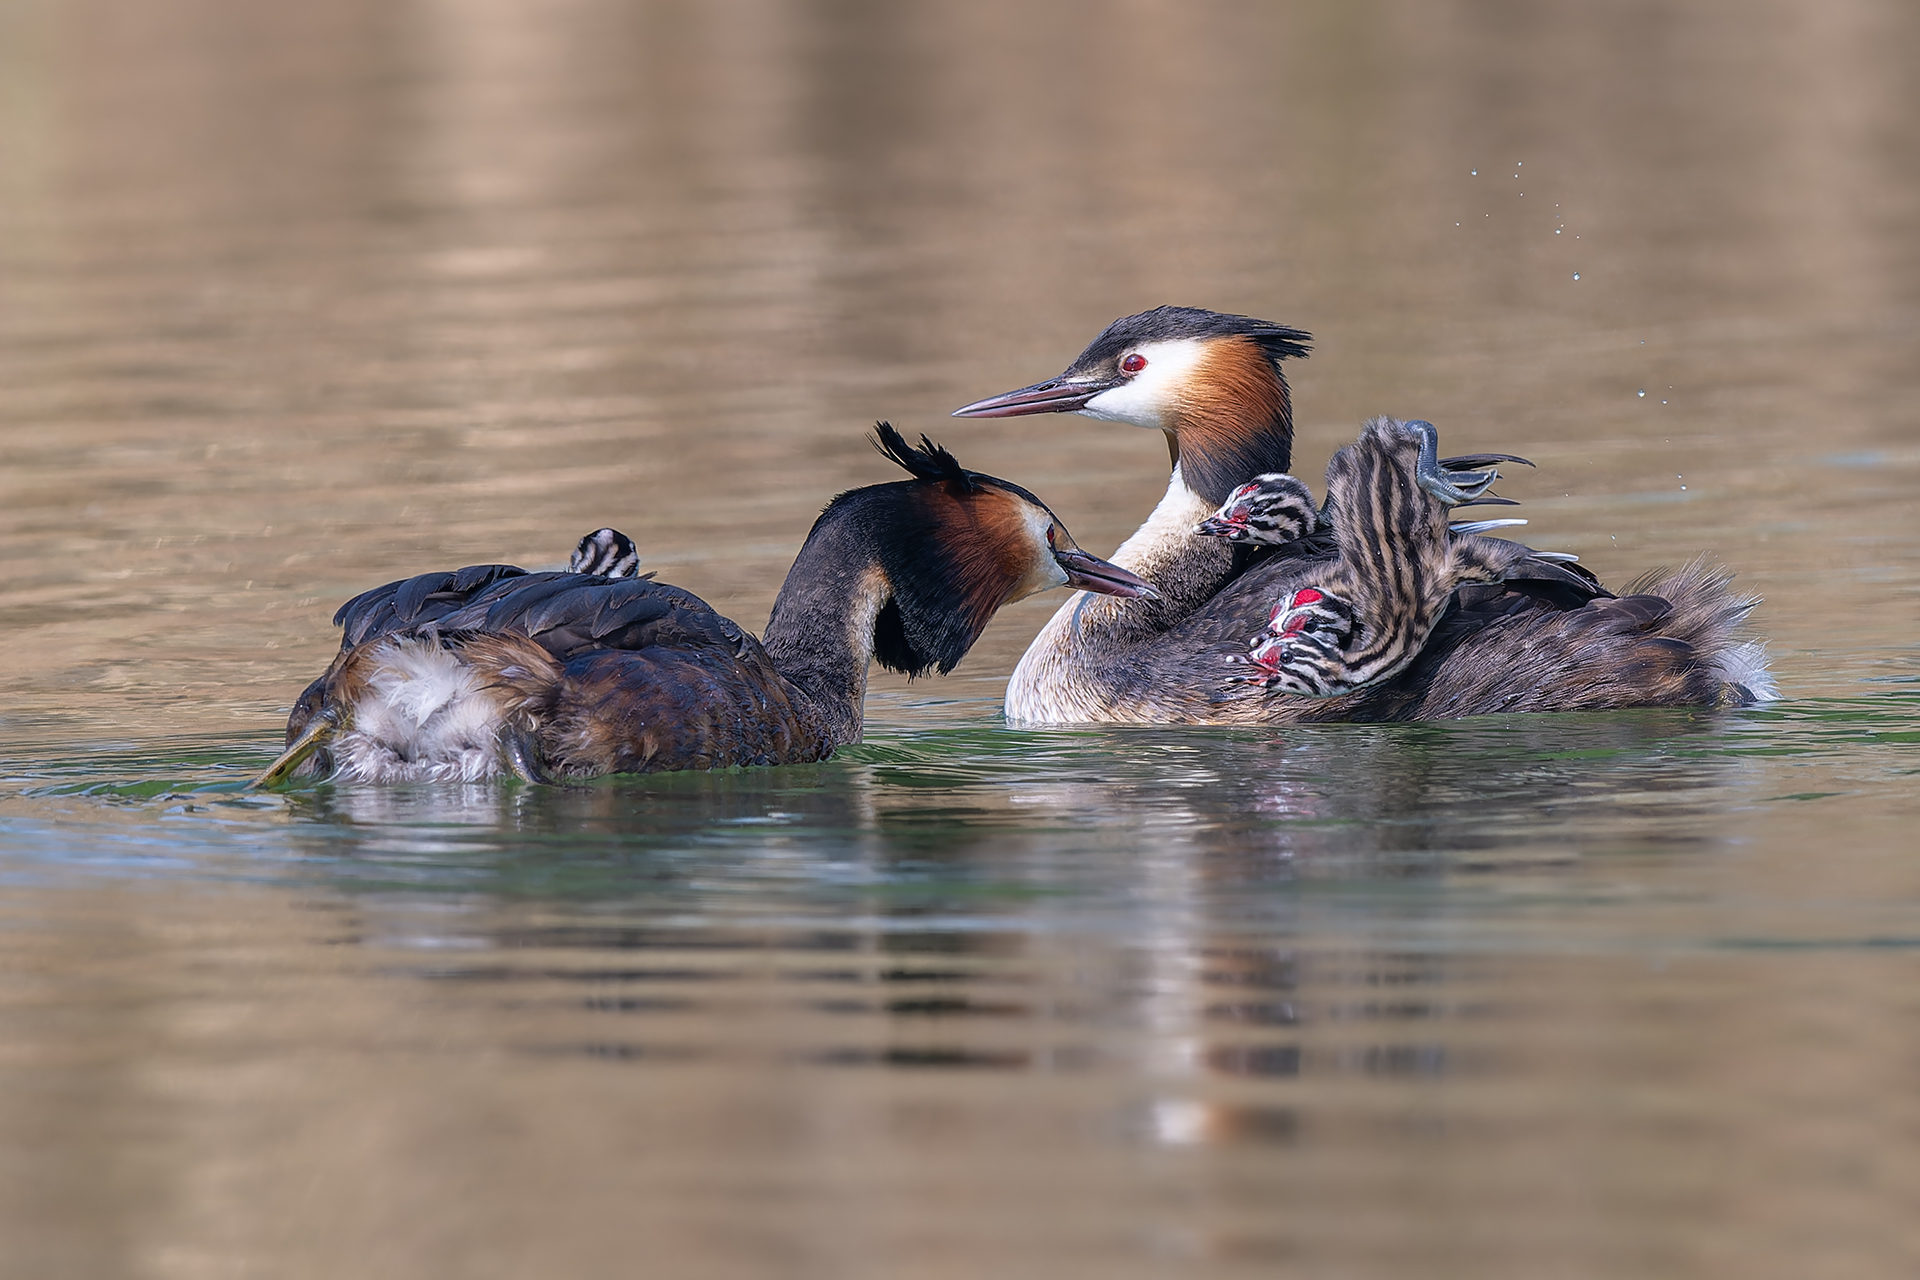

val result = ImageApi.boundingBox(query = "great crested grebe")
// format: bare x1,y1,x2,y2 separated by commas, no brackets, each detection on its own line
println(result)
952,306,1774,724
255,425,1151,785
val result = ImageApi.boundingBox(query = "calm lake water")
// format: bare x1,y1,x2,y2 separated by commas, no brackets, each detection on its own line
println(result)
4,1,1919,1276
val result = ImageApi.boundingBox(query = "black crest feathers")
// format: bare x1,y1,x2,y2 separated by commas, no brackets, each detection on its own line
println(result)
1077,306,1312,369
872,421,978,491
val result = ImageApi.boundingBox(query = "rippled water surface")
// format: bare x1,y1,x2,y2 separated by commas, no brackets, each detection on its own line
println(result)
4,1,1920,1276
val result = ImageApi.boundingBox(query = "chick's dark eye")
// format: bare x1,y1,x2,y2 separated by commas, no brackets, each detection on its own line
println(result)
1047,526,1058,549
1121,354,1147,374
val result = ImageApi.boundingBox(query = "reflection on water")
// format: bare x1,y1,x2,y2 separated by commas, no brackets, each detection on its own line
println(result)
5,0,1920,1274
280,708,1751,880
7,693,1920,1275
6,689,1920,1273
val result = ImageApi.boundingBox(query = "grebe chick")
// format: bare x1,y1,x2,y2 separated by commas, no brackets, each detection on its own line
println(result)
1194,443,1531,546
255,425,1151,785
1197,419,1587,698
953,306,1774,723
567,527,642,578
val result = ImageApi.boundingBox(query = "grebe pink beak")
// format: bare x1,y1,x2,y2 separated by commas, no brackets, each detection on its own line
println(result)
950,373,1113,418
1054,547,1156,599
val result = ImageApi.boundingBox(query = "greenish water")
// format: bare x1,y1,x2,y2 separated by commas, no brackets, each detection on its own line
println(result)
9,687,1919,923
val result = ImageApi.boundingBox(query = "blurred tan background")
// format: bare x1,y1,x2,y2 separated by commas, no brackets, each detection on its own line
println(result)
2,0,1916,736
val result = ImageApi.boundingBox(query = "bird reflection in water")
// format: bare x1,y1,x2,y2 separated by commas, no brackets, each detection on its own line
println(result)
270,707,1740,1148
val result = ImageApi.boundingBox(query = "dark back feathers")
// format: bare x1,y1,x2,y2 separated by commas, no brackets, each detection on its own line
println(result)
335,564,529,648
428,573,743,660
330,557,745,664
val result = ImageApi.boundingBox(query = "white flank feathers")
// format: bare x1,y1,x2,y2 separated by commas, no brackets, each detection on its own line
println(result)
334,639,511,782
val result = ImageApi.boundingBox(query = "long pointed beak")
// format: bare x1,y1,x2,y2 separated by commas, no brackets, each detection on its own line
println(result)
1053,547,1158,599
952,374,1109,418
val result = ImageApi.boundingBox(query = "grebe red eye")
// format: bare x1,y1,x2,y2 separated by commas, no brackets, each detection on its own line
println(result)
1120,354,1147,374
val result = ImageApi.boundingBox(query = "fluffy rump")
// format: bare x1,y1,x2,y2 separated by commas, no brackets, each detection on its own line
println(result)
333,638,517,782
1621,558,1778,704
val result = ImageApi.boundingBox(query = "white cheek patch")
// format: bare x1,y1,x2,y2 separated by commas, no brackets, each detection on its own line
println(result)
1080,338,1209,430
1018,505,1070,598
1029,559,1070,597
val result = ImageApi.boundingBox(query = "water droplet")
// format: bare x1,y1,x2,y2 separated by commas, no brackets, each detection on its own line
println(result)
1470,169,1478,176
1555,228,1561,233
1572,272,1581,280
1638,390,1646,397
1661,400,1667,405
1680,486,1687,491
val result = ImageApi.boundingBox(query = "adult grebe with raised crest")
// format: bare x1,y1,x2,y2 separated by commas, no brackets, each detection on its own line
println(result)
256,425,1152,785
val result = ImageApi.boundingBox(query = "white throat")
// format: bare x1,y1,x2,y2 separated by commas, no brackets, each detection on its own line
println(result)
1109,464,1214,575
1003,464,1214,724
